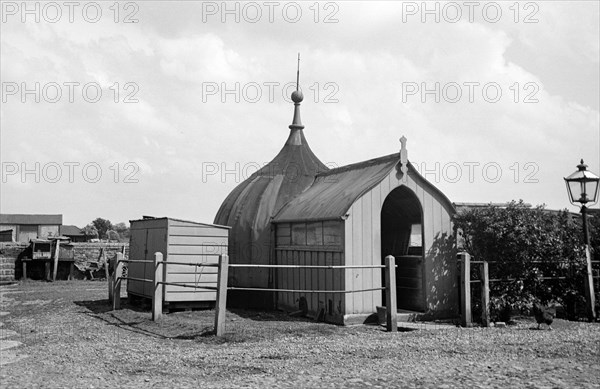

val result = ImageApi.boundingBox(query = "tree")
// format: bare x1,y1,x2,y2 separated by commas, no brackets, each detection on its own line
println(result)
82,224,98,239
92,218,113,240
113,222,130,241
588,211,600,262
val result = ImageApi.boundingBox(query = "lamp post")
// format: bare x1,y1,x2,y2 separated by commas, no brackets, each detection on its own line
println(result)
564,159,599,321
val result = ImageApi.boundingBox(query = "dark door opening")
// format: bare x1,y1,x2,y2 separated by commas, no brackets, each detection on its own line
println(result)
381,186,425,312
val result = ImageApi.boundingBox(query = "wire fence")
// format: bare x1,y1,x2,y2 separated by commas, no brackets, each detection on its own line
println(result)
457,252,598,327
109,253,400,335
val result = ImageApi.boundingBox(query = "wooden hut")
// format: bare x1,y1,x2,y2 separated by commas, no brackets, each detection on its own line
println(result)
127,217,229,307
272,138,457,324
214,74,457,323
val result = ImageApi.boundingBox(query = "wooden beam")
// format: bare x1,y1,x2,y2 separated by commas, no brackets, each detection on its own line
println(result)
52,239,60,281
214,254,229,336
459,252,472,327
113,253,124,310
108,253,116,303
152,252,163,321
108,270,114,304
103,248,109,281
480,261,490,327
385,255,397,332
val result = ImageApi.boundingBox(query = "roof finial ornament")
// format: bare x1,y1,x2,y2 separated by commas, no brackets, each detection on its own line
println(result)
399,136,408,182
296,53,300,91
289,53,304,131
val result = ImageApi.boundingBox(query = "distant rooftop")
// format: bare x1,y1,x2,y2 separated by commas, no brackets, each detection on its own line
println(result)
0,214,62,225
60,225,83,236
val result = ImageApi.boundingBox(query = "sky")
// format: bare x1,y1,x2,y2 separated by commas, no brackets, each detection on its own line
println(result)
1,0,599,228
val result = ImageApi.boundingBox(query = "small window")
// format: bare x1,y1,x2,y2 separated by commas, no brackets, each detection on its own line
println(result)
409,224,422,247
407,224,422,255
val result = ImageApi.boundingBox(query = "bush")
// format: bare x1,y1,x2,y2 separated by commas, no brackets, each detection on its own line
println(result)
454,200,591,321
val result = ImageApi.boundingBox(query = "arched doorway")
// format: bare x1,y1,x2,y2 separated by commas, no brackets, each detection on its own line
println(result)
381,186,425,312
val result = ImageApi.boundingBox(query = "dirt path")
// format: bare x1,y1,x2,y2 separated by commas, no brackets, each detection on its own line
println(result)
1,281,599,388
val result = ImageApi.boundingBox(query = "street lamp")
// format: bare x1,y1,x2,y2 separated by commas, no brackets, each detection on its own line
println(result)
565,159,600,206
564,159,599,321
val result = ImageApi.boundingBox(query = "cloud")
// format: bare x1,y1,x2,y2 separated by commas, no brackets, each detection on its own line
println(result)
158,34,246,82
1,1,598,226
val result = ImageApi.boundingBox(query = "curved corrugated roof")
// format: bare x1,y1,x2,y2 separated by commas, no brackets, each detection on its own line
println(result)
214,129,329,228
273,153,399,222
213,104,328,302
273,154,456,223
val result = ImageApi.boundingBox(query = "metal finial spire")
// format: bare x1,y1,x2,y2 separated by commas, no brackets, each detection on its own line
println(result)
289,53,304,132
296,53,300,91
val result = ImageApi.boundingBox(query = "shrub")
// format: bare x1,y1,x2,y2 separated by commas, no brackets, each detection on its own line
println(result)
454,200,591,321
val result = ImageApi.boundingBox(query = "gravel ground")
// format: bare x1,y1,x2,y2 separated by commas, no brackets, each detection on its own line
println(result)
1,281,599,388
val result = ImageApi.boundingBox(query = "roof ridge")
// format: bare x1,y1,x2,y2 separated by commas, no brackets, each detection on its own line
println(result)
317,153,400,177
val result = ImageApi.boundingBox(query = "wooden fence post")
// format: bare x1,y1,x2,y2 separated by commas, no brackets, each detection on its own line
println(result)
52,239,60,282
480,261,490,327
459,252,472,327
102,248,109,281
113,253,124,310
214,254,229,336
108,258,114,304
385,255,397,332
153,252,163,321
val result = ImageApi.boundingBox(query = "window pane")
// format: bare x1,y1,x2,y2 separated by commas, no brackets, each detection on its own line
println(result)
409,224,422,247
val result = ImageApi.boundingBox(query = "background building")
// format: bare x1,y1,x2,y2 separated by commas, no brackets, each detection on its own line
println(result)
0,214,62,243
59,225,87,242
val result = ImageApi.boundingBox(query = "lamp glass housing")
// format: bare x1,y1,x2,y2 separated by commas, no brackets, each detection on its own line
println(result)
564,161,600,205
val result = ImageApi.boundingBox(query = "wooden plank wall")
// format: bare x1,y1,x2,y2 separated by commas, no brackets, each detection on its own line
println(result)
275,220,345,322
165,219,228,302
127,218,229,304
127,218,168,299
344,170,456,317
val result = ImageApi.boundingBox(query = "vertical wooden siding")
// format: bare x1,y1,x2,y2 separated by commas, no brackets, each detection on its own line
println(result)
275,221,344,322
344,170,456,316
